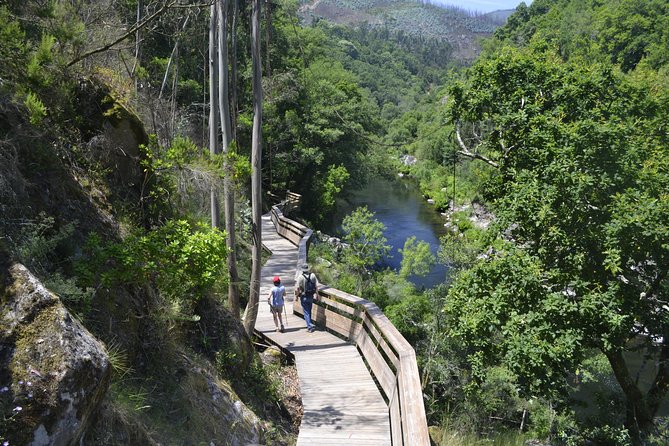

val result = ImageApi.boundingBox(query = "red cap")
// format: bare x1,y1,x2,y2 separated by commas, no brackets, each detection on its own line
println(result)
273,276,281,283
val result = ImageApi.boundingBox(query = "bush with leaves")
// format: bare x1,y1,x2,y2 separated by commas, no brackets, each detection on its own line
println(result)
79,220,228,317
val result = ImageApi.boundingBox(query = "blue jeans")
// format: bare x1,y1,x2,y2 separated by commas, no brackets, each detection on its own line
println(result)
301,296,314,329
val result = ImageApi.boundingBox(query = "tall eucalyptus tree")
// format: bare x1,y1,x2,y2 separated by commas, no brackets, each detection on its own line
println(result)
242,0,263,335
209,1,220,228
210,0,240,316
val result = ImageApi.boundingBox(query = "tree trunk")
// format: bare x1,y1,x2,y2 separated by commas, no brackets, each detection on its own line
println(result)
132,0,142,93
606,349,654,442
648,338,669,416
209,3,220,229
230,0,239,143
243,0,263,336
217,0,241,317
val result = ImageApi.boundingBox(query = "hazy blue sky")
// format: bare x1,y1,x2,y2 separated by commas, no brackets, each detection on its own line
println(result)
437,1,532,13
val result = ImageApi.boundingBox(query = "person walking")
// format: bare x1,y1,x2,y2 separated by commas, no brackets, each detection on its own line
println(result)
268,276,286,333
295,264,318,332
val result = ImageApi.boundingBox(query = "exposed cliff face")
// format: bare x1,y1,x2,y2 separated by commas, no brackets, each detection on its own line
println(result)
0,262,111,446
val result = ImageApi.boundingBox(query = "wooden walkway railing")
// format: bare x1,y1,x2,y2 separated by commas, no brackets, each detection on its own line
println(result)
262,202,430,445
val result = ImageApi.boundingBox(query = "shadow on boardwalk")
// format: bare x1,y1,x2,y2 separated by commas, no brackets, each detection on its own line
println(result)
255,213,391,446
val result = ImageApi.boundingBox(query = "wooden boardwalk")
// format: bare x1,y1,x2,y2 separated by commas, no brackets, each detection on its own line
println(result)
255,213,391,445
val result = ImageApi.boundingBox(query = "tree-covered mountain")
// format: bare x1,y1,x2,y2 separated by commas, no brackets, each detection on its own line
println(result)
298,0,515,60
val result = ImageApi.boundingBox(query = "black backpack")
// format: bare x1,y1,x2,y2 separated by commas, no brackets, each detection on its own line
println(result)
303,273,316,297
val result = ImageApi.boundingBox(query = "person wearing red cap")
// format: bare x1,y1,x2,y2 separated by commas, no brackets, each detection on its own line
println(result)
267,276,286,332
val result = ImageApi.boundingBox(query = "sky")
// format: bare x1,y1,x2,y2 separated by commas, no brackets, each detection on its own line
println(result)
436,0,533,13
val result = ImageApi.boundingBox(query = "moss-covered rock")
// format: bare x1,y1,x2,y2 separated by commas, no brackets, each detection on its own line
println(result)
1,263,111,445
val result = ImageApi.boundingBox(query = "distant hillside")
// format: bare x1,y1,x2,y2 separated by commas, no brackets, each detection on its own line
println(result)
298,0,514,61
483,8,515,22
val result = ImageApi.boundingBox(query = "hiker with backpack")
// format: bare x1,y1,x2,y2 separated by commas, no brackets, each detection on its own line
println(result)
295,263,318,333
268,276,286,333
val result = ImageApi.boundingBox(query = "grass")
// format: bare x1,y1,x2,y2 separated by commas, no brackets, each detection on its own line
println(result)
435,429,532,446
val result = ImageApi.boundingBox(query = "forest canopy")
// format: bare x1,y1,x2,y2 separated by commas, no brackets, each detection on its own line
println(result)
435,0,669,443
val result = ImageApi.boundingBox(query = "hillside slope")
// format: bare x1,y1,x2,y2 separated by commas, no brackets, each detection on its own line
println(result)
298,0,511,60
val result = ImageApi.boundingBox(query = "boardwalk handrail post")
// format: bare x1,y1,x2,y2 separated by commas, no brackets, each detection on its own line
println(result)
267,203,430,446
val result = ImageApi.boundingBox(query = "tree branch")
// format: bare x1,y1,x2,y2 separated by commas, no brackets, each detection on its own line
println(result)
455,123,499,168
68,0,181,67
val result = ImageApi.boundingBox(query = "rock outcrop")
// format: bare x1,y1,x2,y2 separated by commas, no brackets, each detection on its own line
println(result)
1,262,111,446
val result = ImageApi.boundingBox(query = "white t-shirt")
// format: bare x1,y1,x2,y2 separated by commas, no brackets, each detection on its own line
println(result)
270,284,285,307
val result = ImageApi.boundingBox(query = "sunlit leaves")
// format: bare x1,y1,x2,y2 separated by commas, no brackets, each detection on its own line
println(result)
445,38,669,411
80,220,228,304
446,248,586,397
399,236,435,279
341,206,391,273
23,92,47,126
316,164,350,216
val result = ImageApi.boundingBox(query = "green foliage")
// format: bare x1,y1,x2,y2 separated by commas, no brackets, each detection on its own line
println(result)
399,236,435,278
11,213,74,274
79,220,228,310
493,0,669,72
446,247,586,399
106,342,132,379
438,210,495,273
444,9,669,438
595,0,669,71
216,351,280,416
176,79,201,105
341,206,391,273
366,269,416,307
138,135,222,222
23,91,47,125
44,272,94,316
385,293,431,345
315,164,350,217
264,8,459,220
27,34,57,88
412,160,452,211
473,366,526,429
559,425,632,446
0,6,27,83
164,135,198,168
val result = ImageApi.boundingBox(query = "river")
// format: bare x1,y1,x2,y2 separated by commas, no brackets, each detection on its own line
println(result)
325,176,450,289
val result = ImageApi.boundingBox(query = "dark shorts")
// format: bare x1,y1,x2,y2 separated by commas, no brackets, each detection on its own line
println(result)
270,305,284,314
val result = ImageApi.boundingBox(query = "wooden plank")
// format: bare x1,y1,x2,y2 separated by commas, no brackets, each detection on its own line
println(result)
315,307,362,339
389,386,403,445
298,431,389,439
398,352,430,446
365,308,415,354
361,314,400,368
317,295,359,317
357,331,396,398
297,438,390,446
